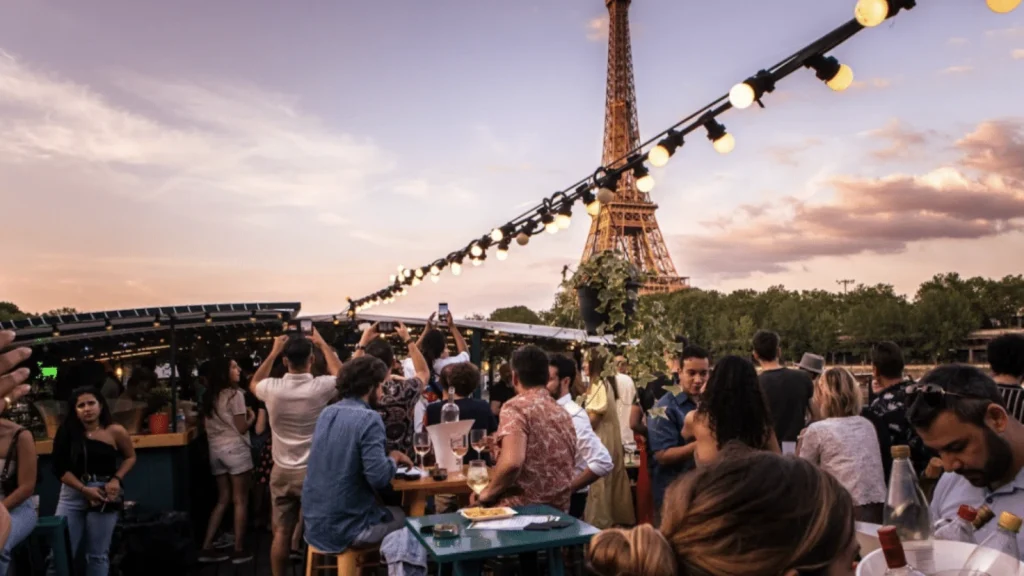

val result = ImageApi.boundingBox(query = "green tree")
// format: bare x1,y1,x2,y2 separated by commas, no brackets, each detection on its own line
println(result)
911,285,979,363
488,305,543,325
0,302,28,322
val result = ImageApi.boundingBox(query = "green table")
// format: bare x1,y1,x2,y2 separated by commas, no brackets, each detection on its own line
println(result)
405,505,599,576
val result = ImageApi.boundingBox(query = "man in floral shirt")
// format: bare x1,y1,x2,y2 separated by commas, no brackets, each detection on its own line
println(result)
862,342,932,477
353,322,429,459
480,345,577,512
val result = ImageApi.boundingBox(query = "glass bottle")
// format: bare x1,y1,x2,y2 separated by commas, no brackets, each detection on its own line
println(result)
934,504,977,543
877,526,927,576
884,445,935,573
962,511,1022,576
440,387,460,423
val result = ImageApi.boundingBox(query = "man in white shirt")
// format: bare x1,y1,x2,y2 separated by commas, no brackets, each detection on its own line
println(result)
909,364,1024,558
548,354,612,518
250,330,341,576
401,311,470,433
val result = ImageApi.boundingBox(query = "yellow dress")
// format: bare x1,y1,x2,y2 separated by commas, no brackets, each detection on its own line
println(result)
582,379,636,528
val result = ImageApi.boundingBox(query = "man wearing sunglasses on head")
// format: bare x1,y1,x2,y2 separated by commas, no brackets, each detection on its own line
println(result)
907,365,1024,556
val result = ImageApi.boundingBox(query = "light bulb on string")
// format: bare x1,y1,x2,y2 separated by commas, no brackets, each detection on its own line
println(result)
854,0,889,27
431,274,440,283
430,265,441,276
470,243,483,258
472,257,483,267
516,231,530,246
648,130,682,168
581,187,601,216
403,269,412,278
704,118,735,154
634,163,655,193
541,210,558,235
412,277,421,287
451,262,462,276
414,268,424,279
490,227,504,242
496,242,510,260
397,265,405,273
729,82,756,109
987,0,1021,12
806,54,854,92
556,202,572,229
388,275,396,283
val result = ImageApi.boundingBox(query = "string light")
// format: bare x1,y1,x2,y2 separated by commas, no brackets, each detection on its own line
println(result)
634,162,655,193
854,0,890,27
51,324,60,338
704,118,735,155
431,274,440,283
105,319,113,331
806,54,854,92
153,313,162,328
346,2,963,311
987,0,1021,12
648,130,682,168
205,313,213,324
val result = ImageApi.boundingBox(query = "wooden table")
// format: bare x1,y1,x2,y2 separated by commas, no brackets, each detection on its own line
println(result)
405,504,600,576
391,468,474,516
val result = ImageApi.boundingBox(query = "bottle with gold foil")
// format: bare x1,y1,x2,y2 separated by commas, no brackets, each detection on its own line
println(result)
919,457,944,501
962,511,1022,576
972,505,996,532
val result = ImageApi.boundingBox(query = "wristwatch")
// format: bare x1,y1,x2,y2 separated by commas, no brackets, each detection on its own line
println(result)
403,338,413,345
355,344,366,351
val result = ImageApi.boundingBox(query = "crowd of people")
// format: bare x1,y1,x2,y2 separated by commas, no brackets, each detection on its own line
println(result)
0,316,1021,575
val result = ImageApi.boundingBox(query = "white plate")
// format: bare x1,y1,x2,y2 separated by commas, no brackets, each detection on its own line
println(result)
857,540,1024,575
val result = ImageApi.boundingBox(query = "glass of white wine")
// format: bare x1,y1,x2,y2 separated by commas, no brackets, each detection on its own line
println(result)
470,430,487,457
414,432,431,471
466,460,489,497
450,433,469,478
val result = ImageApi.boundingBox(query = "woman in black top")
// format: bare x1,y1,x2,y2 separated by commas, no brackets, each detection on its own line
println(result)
51,387,136,576
0,383,37,575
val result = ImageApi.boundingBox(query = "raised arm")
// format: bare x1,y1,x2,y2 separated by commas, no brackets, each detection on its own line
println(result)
446,312,468,356
250,335,289,395
311,328,342,376
395,322,429,388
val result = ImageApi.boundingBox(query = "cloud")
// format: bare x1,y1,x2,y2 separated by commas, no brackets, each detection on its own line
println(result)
0,52,401,215
392,178,477,204
940,65,974,75
585,16,608,42
674,119,1024,279
985,25,1024,38
947,37,970,46
850,77,893,91
1013,49,1024,59
763,137,823,166
861,118,939,161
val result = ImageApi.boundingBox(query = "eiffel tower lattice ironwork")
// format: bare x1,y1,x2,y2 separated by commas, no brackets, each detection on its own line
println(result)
580,0,689,295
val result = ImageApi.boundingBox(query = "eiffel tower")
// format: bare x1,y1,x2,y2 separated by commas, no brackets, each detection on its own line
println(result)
580,0,689,295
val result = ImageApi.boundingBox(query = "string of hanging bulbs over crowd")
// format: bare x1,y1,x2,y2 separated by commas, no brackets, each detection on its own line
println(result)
343,0,1020,316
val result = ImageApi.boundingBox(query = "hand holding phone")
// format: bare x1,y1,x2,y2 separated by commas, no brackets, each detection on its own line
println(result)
300,320,313,335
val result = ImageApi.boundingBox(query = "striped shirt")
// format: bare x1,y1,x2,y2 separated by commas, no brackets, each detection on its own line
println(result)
997,383,1024,423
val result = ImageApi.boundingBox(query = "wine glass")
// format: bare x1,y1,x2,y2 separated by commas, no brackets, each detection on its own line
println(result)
413,432,431,471
466,460,489,497
470,430,487,457
450,433,469,478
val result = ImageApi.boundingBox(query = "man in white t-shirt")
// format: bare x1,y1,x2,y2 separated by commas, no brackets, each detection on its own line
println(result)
250,330,341,576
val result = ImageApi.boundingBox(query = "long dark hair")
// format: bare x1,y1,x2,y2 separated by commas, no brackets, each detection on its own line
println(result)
420,329,446,391
200,358,237,419
55,387,115,461
587,350,619,401
699,356,773,450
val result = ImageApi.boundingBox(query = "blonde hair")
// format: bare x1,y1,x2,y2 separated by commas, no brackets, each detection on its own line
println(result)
659,445,854,575
814,367,862,418
587,524,677,576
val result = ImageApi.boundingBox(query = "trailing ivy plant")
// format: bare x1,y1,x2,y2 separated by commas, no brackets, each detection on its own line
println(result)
564,250,674,398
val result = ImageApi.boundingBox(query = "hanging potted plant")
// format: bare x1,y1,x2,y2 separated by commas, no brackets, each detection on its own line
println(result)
567,250,643,335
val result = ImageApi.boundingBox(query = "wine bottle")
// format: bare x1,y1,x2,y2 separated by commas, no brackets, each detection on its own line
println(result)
877,526,927,576
934,505,977,543
962,511,1022,576
440,387,460,423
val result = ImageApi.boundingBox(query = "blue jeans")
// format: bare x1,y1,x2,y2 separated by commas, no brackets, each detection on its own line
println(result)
0,497,38,574
50,483,120,576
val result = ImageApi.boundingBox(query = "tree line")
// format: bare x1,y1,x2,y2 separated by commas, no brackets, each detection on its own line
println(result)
486,273,1024,365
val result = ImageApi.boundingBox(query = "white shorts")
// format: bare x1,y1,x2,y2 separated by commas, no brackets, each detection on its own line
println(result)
209,440,253,476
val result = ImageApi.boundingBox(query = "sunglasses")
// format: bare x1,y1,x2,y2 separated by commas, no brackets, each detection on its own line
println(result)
905,383,991,410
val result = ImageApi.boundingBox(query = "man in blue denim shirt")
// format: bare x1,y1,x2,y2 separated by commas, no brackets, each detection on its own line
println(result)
303,356,415,554
648,345,709,522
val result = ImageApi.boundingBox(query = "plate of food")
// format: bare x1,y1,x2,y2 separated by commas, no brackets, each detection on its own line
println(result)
459,507,517,522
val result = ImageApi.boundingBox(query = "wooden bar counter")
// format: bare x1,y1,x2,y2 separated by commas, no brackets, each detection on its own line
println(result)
34,428,200,516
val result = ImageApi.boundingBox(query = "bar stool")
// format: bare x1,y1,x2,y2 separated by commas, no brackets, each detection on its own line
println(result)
31,516,74,576
305,544,378,576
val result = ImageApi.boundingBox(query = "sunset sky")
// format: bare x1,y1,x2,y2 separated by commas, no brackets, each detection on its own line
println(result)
2,1,1023,319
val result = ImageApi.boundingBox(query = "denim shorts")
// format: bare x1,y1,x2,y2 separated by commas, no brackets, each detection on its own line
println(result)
209,440,253,476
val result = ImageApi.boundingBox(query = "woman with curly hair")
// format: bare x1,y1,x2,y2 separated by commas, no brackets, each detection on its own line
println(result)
683,355,779,465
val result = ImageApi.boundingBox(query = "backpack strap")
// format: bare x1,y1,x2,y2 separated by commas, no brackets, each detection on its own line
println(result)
1,428,26,479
